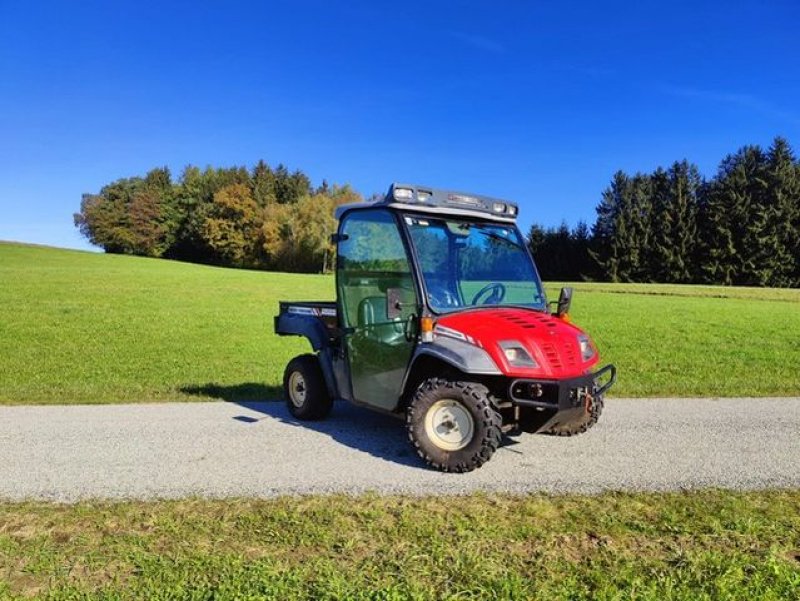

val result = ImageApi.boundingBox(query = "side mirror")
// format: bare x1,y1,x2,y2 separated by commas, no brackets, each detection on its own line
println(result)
555,287,573,317
386,288,403,320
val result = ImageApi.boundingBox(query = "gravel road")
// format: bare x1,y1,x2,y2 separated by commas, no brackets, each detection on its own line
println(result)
1,398,798,501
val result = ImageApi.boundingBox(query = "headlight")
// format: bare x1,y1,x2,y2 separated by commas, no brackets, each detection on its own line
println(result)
578,334,595,361
498,340,538,368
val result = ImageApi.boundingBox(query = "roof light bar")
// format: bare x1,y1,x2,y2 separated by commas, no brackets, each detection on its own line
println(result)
447,193,481,206
393,187,414,201
379,183,520,220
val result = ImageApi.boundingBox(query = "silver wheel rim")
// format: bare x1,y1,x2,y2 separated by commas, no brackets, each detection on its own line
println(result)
288,371,307,407
424,399,474,451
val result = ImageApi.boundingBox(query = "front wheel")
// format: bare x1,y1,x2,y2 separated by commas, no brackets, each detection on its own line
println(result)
283,354,333,420
407,379,502,472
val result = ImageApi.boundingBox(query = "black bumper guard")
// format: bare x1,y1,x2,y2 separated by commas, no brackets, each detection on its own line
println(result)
509,364,617,411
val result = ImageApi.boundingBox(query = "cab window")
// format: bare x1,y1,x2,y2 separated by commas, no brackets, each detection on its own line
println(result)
337,210,417,328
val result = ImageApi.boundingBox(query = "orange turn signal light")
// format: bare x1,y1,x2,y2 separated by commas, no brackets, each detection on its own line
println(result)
420,316,434,333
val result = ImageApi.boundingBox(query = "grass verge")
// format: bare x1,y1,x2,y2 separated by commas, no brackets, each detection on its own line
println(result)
0,490,798,599
1,241,799,403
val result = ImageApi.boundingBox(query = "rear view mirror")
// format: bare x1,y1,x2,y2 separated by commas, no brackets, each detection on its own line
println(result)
555,287,573,317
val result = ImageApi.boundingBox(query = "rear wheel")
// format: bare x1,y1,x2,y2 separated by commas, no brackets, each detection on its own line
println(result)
545,395,604,436
283,354,333,420
407,378,502,472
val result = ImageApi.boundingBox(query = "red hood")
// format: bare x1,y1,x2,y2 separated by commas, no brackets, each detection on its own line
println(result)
436,307,598,379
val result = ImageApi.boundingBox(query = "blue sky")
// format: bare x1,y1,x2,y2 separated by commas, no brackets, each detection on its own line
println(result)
1,0,799,251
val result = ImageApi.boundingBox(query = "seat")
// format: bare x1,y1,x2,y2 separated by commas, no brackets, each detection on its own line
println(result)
357,296,386,329
357,296,405,345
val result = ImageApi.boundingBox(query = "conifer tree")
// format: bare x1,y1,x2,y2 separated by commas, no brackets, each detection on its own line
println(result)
571,220,592,280
590,171,627,282
527,224,545,257
761,137,800,287
594,173,652,282
648,161,701,283
697,146,763,285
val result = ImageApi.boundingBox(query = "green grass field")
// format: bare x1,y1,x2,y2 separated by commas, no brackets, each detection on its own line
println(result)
2,242,799,600
1,490,799,600
1,241,799,404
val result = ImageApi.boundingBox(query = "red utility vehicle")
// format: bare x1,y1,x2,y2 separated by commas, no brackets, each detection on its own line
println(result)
275,184,616,472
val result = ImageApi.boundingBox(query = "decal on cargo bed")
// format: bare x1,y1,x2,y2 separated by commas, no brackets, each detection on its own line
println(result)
287,306,337,317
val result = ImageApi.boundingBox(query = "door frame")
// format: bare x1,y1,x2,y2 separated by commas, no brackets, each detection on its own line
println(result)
335,207,425,412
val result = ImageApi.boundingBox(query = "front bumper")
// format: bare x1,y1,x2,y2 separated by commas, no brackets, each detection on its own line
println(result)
508,364,617,413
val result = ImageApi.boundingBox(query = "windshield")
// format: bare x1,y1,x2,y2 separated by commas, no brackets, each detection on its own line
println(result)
404,215,547,313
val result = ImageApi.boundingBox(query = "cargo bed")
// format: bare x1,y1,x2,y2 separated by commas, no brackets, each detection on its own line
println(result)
275,301,340,343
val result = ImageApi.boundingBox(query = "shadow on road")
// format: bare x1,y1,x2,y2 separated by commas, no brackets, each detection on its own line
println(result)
232,400,427,469
180,382,283,402
182,383,519,468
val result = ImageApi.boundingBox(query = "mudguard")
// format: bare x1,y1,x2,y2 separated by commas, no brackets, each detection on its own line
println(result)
415,335,501,374
402,335,502,393
274,312,339,399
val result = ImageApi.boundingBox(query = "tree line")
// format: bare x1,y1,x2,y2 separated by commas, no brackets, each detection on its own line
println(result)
528,137,800,287
76,137,800,287
74,162,361,272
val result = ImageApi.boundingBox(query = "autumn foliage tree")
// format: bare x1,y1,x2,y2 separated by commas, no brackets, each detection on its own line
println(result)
74,168,178,257
261,185,360,272
75,162,360,273
201,183,262,267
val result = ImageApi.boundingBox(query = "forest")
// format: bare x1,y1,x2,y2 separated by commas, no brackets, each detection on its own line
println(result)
75,137,800,286
530,137,800,287
75,162,361,273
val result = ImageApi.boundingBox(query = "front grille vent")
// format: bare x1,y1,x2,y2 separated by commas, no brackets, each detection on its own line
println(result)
562,343,578,367
541,343,562,369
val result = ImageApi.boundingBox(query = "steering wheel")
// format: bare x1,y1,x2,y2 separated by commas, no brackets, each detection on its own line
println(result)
471,282,506,305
